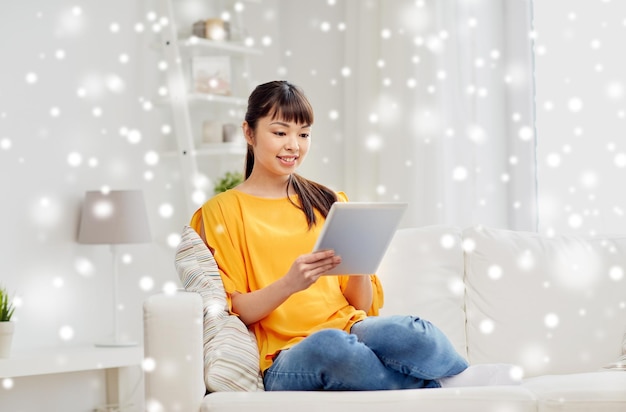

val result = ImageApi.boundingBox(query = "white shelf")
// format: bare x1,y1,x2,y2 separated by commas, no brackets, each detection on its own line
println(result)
157,0,260,215
0,345,143,378
196,142,247,155
187,92,248,106
161,142,247,158
155,93,248,107
179,36,263,56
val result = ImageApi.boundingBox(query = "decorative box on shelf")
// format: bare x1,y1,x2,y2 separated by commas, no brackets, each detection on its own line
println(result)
191,55,232,96
192,18,231,41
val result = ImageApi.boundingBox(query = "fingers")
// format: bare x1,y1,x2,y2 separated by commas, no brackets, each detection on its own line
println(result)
297,251,340,269
308,249,338,262
306,255,342,278
292,254,340,279
285,251,342,293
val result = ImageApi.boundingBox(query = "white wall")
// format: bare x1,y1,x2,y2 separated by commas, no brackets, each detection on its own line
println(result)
533,0,626,236
0,1,171,410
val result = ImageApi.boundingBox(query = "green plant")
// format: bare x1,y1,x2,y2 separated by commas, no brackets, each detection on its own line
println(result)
0,285,15,322
214,171,244,195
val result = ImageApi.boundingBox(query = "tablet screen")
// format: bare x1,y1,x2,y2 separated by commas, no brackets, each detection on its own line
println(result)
313,202,407,275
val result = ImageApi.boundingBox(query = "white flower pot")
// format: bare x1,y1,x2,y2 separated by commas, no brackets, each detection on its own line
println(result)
0,321,15,358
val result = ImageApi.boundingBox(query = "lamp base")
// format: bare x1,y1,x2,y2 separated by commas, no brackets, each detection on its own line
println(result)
95,340,138,348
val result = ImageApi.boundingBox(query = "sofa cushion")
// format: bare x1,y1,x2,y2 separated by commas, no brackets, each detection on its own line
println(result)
463,226,626,377
200,386,536,412
175,225,264,392
522,371,626,412
377,226,468,359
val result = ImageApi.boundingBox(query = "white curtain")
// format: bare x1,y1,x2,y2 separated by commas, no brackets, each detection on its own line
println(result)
343,0,537,231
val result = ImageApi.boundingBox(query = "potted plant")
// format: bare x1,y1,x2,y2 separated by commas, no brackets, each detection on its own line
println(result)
214,171,244,195
0,285,16,358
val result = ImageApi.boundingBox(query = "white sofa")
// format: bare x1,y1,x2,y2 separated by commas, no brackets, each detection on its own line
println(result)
143,225,626,412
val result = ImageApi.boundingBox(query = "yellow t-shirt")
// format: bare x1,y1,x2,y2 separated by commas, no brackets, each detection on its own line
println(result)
190,189,384,372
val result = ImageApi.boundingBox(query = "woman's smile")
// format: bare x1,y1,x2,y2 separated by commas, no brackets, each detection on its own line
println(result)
278,155,298,166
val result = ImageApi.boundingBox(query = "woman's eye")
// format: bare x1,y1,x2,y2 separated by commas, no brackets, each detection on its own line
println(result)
300,133,310,138
274,131,286,136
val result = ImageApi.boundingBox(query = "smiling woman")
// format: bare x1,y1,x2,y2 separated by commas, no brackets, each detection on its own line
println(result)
187,80,475,392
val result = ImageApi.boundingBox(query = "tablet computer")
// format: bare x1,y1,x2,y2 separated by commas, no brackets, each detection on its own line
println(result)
312,202,408,275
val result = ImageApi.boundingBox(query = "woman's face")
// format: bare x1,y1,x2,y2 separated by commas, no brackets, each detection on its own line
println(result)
244,114,311,179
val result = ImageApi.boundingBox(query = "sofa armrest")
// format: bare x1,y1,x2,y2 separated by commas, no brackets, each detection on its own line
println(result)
143,291,205,411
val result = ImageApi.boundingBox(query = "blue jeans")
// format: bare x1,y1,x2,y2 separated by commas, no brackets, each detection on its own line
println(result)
263,315,468,391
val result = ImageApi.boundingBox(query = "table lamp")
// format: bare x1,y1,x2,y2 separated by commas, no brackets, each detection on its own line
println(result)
78,189,151,347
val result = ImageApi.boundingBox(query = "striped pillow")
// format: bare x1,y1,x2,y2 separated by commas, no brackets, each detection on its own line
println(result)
175,225,264,392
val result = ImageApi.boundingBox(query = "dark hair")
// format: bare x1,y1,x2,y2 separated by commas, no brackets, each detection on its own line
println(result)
244,81,337,228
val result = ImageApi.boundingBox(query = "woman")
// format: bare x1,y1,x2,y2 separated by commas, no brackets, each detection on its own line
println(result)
190,80,472,391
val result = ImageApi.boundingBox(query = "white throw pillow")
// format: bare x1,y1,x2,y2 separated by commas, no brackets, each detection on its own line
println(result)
175,225,264,392
463,225,626,377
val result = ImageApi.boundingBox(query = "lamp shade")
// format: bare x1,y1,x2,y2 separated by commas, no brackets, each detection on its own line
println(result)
78,190,151,245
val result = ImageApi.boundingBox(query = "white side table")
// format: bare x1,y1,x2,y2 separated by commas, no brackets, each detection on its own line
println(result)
0,345,143,409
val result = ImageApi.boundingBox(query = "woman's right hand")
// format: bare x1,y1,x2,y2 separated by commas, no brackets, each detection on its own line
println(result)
282,250,342,293
231,250,341,326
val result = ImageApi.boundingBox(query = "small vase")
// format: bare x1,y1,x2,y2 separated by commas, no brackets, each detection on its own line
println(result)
0,321,15,358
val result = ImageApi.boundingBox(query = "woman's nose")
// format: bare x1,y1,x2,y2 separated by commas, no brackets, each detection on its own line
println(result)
285,135,299,151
